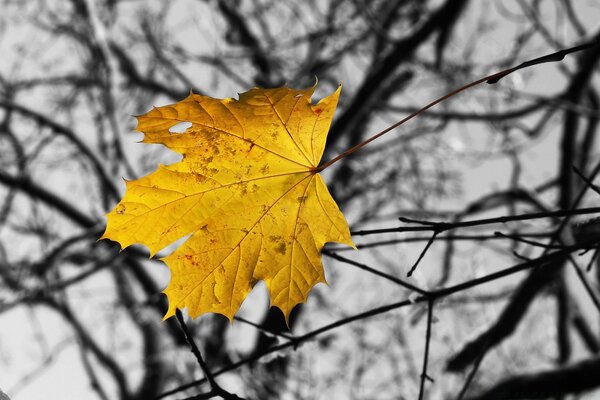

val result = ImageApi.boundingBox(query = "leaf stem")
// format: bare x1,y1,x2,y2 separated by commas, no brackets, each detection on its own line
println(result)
317,40,599,172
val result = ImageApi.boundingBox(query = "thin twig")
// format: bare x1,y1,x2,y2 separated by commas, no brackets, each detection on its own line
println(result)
407,232,439,277
573,166,600,196
175,309,218,388
418,299,435,400
324,251,429,294
175,309,245,400
351,207,600,236
585,248,600,271
455,337,491,400
327,232,555,251
493,231,563,249
565,255,600,312
233,316,294,340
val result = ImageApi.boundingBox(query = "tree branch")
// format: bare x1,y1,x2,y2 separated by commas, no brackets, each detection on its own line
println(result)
466,356,600,400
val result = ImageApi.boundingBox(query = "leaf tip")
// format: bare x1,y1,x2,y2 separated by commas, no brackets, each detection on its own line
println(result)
225,313,236,325
162,309,175,321
318,276,329,287
311,75,319,90
145,243,161,259
283,313,292,329
162,292,177,320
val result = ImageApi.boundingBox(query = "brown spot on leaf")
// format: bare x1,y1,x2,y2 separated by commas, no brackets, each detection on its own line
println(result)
269,235,283,243
275,242,287,255
195,174,207,183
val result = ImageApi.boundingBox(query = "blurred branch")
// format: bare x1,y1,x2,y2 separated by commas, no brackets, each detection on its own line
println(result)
109,42,191,100
0,101,119,199
466,356,600,400
326,0,469,148
0,171,97,228
449,150,600,374
44,298,131,399
216,0,275,86
386,101,545,121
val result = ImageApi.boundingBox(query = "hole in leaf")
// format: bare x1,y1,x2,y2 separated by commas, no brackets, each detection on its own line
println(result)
169,121,192,133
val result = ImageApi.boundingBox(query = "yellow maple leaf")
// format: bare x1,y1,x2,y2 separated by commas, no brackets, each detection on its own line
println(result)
101,85,353,322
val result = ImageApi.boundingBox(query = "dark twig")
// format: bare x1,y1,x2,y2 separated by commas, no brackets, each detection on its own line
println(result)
327,232,555,251
418,300,435,400
324,251,429,294
454,338,489,400
175,309,245,400
351,207,600,236
572,311,600,354
175,309,218,388
486,40,599,84
566,254,600,312
573,165,600,197
407,232,439,277
585,248,600,271
465,355,600,400
233,316,294,340
493,231,563,249
401,207,598,276
400,208,600,231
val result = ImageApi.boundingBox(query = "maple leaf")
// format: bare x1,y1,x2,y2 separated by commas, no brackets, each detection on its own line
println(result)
101,85,354,322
